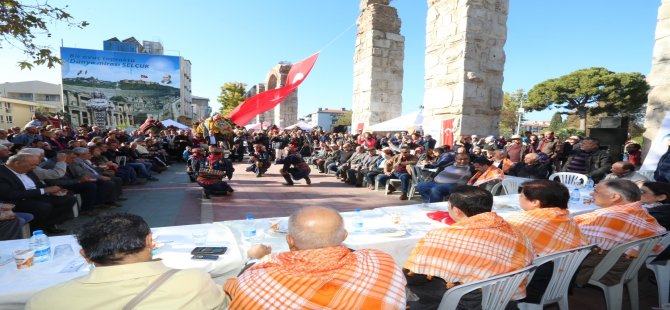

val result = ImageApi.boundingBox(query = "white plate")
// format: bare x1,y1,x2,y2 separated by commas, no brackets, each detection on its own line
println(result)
373,228,407,238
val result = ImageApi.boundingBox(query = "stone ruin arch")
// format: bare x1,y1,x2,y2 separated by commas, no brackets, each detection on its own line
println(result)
247,63,298,128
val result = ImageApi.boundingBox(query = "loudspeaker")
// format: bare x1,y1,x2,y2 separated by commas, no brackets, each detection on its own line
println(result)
587,128,628,161
599,117,629,129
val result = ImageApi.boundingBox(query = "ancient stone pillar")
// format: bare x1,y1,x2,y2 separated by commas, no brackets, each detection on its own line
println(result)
644,0,670,157
264,64,297,128
351,0,404,132
422,0,508,143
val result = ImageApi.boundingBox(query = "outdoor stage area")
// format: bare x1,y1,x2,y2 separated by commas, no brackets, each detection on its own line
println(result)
59,161,662,310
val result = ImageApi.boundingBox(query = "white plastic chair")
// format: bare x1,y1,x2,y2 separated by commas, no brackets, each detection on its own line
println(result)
437,265,537,310
518,244,595,310
645,234,670,308
548,172,588,186
494,178,525,195
385,179,402,196
587,233,668,310
638,170,655,181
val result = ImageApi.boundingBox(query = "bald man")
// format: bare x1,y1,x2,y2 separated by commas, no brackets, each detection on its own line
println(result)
508,153,552,179
224,206,406,309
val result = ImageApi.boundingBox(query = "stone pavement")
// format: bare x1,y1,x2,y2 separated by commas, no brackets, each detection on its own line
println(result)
58,161,663,309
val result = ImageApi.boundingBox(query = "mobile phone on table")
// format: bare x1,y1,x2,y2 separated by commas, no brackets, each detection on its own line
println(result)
191,247,227,255
191,255,219,260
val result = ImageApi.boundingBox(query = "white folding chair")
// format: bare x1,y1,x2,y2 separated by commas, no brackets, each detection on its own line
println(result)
518,244,595,310
438,265,537,310
645,234,670,308
548,172,588,186
638,170,655,181
499,178,524,195
385,179,402,196
587,233,668,310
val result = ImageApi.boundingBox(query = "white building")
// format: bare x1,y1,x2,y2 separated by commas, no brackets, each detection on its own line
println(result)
303,107,350,132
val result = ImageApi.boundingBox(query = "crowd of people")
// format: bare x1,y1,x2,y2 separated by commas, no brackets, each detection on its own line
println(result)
3,120,670,309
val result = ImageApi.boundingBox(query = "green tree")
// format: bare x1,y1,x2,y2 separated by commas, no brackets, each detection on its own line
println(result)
217,82,247,116
1,1,89,69
499,89,526,136
548,112,564,132
333,111,352,128
526,67,649,131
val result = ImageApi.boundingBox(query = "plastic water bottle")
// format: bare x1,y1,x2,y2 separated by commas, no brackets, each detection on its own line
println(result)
354,208,364,232
570,187,581,205
243,215,257,241
30,230,51,263
584,178,595,191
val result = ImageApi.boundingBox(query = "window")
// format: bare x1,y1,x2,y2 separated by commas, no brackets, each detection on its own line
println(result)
45,95,60,101
6,116,12,124
0,116,4,123
29,106,36,112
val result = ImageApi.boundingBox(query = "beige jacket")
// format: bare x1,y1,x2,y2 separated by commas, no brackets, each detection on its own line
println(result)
26,260,228,310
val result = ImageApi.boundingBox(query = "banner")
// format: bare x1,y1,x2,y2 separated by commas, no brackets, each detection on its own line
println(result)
442,118,455,148
60,47,181,127
228,52,319,126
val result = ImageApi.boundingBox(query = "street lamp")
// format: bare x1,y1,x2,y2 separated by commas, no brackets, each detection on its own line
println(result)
515,98,525,135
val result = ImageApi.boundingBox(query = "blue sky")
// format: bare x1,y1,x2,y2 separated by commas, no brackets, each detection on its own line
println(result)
0,0,660,122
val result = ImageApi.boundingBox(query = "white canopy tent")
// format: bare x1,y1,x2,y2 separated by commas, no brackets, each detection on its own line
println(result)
285,121,314,131
244,121,271,131
161,119,190,130
366,110,424,132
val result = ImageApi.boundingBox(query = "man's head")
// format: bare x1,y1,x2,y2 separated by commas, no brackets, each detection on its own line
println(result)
510,134,522,144
492,150,506,161
342,143,352,151
0,144,8,158
591,179,641,208
454,153,470,167
543,131,555,139
367,148,377,155
76,213,152,266
580,137,600,152
523,153,539,165
519,180,569,211
287,206,347,251
448,185,493,221
471,157,492,172
355,146,365,153
6,153,40,173
18,147,45,161
610,161,635,177
73,147,91,160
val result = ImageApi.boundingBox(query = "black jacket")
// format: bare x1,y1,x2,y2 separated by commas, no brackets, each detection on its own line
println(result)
0,165,46,202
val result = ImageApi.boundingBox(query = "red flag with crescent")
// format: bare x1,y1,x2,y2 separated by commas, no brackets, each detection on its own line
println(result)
442,118,455,148
228,52,320,126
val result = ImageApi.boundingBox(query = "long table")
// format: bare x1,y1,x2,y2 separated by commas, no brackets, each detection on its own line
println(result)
0,193,599,309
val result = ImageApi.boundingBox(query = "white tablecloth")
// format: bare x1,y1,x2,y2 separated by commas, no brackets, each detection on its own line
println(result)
0,223,244,309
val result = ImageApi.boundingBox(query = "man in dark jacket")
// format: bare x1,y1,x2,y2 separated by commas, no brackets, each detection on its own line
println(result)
654,135,670,183
562,137,612,182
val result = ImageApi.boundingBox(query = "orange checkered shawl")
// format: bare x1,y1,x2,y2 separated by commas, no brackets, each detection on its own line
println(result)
574,201,666,253
506,207,587,256
403,212,534,297
224,245,406,310
467,165,504,187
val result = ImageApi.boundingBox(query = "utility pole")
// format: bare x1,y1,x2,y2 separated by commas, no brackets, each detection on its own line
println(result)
515,98,524,135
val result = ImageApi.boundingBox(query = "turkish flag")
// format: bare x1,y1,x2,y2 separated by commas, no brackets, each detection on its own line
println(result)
442,118,455,147
228,52,320,126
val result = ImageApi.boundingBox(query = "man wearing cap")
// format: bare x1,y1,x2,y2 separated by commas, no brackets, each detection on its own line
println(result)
278,144,311,186
505,134,530,164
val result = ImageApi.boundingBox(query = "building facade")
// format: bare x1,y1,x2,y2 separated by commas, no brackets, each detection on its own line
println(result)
0,81,64,128
191,96,211,123
303,108,350,132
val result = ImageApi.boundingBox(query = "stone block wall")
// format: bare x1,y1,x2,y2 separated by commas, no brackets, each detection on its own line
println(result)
644,0,670,157
423,0,508,141
352,0,404,132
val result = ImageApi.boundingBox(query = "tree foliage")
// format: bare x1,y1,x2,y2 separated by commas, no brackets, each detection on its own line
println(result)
499,89,526,136
1,1,89,69
548,112,564,133
217,82,247,116
526,67,649,131
333,111,352,128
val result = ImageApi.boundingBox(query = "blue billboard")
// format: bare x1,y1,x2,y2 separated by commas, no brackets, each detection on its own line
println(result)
60,47,181,127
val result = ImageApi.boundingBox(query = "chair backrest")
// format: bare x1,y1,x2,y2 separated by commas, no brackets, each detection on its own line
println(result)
638,170,655,181
490,183,504,196
438,265,537,310
646,234,670,264
500,178,524,195
590,233,668,284
548,172,588,186
409,165,421,185
529,244,595,304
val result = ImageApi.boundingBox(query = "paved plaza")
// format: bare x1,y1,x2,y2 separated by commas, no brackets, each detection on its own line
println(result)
59,161,663,310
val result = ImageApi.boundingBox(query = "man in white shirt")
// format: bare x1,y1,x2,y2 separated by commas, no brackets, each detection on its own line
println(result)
603,161,649,187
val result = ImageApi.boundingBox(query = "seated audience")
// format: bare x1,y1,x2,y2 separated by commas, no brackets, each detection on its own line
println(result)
603,161,648,187
562,137,612,182
345,148,380,187
641,181,670,260
224,206,406,309
26,213,228,309
654,134,670,183
507,153,551,179
403,186,534,309
70,147,124,207
376,146,418,200
574,179,666,286
0,154,75,233
365,148,393,189
490,149,514,174
505,180,586,303
337,145,366,181
416,153,471,203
